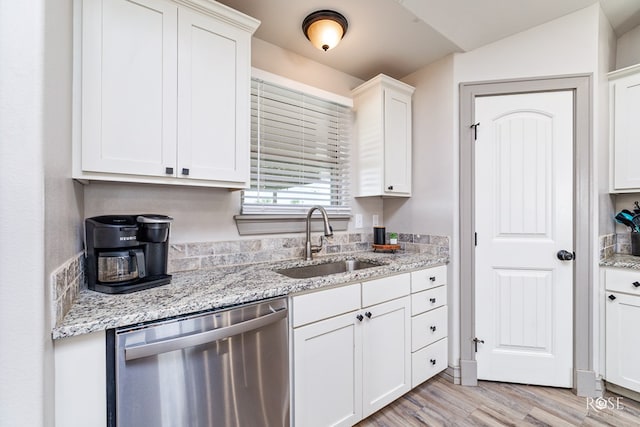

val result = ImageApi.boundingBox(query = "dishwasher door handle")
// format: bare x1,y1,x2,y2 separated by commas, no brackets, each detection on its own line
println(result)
125,307,287,361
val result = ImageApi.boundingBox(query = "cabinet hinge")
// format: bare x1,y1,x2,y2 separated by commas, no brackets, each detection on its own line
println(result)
473,337,484,352
470,122,480,141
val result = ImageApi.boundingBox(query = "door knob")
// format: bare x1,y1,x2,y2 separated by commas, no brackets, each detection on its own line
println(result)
557,250,574,261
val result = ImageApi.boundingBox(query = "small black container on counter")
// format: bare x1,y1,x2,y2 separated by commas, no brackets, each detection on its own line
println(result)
374,226,386,245
632,233,640,256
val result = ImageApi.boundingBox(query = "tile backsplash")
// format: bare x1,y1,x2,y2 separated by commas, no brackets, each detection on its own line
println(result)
51,232,450,327
50,251,84,327
616,232,633,255
599,233,616,260
599,233,637,259
169,232,450,273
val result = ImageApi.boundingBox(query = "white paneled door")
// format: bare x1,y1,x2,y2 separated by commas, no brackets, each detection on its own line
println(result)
474,91,574,387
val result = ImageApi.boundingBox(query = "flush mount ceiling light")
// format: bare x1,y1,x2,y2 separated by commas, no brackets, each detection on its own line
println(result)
302,10,348,52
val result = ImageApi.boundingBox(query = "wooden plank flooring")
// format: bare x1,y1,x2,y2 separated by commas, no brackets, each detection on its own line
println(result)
356,377,640,426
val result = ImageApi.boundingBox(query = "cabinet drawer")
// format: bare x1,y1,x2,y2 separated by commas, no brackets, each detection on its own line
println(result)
411,286,446,315
411,265,446,293
411,338,447,387
605,268,640,296
411,306,447,351
362,273,410,307
292,283,360,327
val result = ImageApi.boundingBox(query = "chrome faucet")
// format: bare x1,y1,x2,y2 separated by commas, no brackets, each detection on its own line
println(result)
305,205,333,260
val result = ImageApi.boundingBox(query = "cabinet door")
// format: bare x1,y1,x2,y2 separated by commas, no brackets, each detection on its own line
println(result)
82,0,178,177
293,312,362,427
177,8,250,184
606,292,640,392
361,296,411,418
612,72,640,190
383,88,412,195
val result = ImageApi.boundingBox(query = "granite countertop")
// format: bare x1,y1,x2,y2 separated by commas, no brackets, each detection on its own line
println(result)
53,251,448,339
600,253,640,270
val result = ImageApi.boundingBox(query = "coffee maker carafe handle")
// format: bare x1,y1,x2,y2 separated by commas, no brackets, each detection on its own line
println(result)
131,249,146,279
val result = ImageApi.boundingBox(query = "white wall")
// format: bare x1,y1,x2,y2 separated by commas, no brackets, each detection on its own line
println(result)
616,24,640,69
385,56,455,236
598,8,617,238
0,2,48,425
454,3,613,381
595,5,617,384
398,3,613,381
384,55,457,366
251,38,363,99
83,38,381,244
44,0,83,421
44,0,83,278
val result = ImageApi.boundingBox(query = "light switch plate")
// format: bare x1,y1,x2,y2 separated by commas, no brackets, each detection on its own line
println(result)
372,214,379,226
355,214,363,228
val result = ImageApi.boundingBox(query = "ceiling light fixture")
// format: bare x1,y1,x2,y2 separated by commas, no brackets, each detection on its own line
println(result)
302,10,348,52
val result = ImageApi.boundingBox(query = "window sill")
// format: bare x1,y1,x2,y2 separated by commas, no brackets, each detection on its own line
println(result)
234,214,351,236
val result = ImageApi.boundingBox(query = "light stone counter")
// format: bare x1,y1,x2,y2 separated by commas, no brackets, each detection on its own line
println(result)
600,253,640,270
52,251,447,339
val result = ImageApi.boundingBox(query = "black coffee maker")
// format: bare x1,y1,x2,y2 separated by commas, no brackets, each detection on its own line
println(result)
85,214,173,294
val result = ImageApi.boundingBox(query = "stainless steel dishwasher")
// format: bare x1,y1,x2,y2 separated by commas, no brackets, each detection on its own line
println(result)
108,297,289,427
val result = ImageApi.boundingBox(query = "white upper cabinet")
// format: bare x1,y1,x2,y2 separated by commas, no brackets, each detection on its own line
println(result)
352,74,415,197
75,0,259,188
609,64,640,192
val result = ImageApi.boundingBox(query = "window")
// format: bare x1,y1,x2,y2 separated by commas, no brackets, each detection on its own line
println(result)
242,74,352,216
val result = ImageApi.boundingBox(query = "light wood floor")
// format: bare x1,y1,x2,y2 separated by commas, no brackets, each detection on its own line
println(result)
356,376,640,426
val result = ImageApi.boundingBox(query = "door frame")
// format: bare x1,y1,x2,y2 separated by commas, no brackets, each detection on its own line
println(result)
459,75,596,396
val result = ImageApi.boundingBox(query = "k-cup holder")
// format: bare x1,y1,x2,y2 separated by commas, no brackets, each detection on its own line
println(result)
374,226,386,245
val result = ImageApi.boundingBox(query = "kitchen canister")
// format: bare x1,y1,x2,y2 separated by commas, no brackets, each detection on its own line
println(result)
632,233,640,256
374,226,386,245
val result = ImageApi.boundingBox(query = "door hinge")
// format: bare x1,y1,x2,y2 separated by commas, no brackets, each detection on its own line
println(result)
473,337,484,352
470,122,480,140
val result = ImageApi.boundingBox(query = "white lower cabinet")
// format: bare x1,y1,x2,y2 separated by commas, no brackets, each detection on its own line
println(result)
410,266,448,388
605,268,640,393
361,297,411,417
54,331,106,427
292,275,411,427
292,265,448,426
293,310,363,427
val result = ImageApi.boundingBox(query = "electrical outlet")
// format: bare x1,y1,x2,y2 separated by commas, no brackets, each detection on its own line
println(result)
355,214,363,228
372,214,379,226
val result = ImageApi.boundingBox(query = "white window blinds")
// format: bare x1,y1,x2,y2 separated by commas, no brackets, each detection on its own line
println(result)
242,77,351,214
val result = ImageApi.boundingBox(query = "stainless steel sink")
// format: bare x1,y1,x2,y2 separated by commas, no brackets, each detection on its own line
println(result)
275,259,381,279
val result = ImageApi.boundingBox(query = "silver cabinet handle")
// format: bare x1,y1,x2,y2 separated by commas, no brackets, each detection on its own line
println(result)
125,307,287,361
